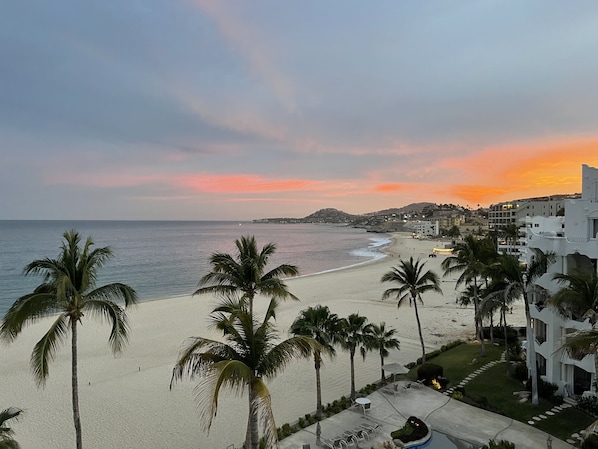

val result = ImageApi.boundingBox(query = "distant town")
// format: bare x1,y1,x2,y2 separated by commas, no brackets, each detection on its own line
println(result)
253,194,580,236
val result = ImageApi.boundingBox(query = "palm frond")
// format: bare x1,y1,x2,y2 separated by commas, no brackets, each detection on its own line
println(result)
0,407,23,437
0,290,58,342
192,359,254,433
259,335,318,378
561,328,598,359
84,299,130,354
171,336,242,387
252,378,279,449
31,314,70,386
86,283,138,308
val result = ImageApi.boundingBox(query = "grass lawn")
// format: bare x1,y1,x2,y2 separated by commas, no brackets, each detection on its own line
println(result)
409,341,596,443
407,342,503,384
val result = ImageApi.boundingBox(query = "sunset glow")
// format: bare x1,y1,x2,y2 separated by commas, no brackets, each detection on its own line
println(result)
2,2,598,220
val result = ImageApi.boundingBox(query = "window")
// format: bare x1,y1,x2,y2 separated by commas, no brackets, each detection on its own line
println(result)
535,320,547,344
536,354,547,376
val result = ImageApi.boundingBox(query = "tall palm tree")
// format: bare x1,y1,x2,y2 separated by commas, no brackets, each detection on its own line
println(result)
194,235,299,316
0,230,138,449
0,407,22,449
370,322,401,384
441,235,496,356
337,313,373,400
381,256,442,364
480,254,521,375
483,251,554,404
171,298,318,449
289,305,339,417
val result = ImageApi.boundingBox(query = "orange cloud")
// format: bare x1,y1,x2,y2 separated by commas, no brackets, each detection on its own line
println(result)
443,185,511,205
372,183,414,193
177,173,323,194
439,136,598,205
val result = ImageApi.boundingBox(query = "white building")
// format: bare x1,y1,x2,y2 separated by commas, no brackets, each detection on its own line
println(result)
525,164,598,396
414,220,440,237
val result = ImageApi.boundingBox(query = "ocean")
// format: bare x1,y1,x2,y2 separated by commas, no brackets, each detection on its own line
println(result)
0,220,390,315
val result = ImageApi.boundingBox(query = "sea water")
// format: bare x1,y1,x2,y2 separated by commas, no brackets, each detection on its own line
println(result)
0,220,390,314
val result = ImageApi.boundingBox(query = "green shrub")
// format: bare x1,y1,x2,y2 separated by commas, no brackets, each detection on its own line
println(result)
526,377,560,403
512,362,528,382
582,433,598,449
417,363,444,385
415,340,464,364
481,439,515,449
578,396,598,417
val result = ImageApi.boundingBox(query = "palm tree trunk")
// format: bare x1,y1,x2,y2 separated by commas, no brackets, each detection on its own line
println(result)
71,320,83,449
314,353,323,417
349,350,356,400
413,296,426,364
245,382,260,449
523,291,539,405
380,354,385,384
503,308,510,376
474,281,486,357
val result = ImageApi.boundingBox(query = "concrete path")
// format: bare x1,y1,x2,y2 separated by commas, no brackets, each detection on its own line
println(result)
278,381,574,449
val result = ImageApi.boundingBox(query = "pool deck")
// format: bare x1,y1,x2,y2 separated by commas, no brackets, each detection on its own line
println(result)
278,381,574,449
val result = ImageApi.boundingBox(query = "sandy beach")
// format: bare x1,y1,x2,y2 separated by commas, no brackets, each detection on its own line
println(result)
0,233,526,449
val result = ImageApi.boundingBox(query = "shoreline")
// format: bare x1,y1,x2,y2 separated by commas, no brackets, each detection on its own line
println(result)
1,233,527,449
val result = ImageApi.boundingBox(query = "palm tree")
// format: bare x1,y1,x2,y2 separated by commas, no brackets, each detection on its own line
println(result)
482,251,554,404
381,256,442,364
441,235,496,356
480,254,521,375
194,235,299,316
549,269,598,322
0,230,138,449
548,268,598,394
0,407,22,449
337,313,373,400
370,322,401,384
289,305,339,417
171,298,318,449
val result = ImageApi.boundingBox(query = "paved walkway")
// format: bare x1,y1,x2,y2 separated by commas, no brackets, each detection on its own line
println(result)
278,379,574,449
440,351,589,446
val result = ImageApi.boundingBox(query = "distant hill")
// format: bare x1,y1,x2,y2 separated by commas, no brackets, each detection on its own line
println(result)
367,202,435,216
302,208,358,223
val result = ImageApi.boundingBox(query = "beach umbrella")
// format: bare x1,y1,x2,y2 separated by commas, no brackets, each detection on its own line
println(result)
382,362,409,382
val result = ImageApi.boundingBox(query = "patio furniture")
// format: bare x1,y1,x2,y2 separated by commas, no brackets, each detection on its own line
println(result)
355,397,371,415
321,436,350,448
382,382,399,396
358,423,382,436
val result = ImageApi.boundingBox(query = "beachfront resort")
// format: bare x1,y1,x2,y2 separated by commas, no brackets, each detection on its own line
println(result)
3,165,598,449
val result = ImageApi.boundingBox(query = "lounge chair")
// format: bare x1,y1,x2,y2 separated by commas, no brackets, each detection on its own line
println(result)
359,423,382,436
320,436,350,449
382,383,399,396
343,428,368,443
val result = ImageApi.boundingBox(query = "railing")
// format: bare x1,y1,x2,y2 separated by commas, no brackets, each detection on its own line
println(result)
567,237,590,243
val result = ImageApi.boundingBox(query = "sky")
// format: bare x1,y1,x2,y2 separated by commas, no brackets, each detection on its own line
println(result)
2,1,598,220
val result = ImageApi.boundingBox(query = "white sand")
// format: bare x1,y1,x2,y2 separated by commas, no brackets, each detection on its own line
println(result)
1,233,526,448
